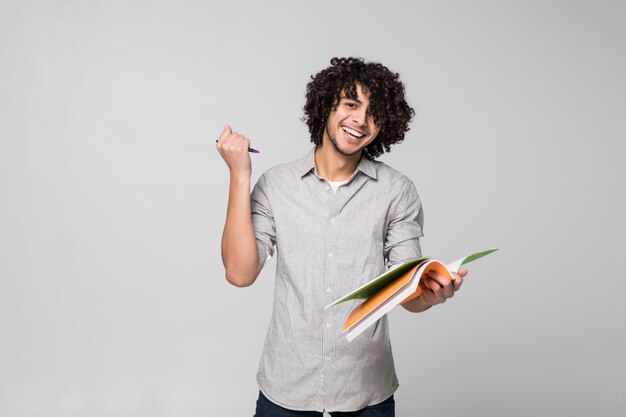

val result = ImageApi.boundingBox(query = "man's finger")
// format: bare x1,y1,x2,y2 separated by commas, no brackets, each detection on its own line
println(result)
451,272,463,290
217,125,232,143
422,276,441,291
428,270,454,289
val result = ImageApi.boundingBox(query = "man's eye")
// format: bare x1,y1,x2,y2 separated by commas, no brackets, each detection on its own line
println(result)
346,103,356,108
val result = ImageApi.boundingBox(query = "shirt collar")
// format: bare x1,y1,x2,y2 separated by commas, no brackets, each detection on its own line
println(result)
299,147,378,180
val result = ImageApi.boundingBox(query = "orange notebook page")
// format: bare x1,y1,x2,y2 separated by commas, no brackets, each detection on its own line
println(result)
343,265,420,332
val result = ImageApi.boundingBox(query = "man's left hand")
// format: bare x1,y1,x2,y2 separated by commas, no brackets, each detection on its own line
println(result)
418,267,468,307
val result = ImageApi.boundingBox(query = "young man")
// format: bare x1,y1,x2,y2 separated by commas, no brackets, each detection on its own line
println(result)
216,57,468,416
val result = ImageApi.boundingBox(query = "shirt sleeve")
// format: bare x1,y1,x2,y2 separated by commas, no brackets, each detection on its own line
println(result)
250,173,276,266
384,180,424,268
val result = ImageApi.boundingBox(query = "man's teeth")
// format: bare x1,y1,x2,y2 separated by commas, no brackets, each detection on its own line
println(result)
342,127,365,138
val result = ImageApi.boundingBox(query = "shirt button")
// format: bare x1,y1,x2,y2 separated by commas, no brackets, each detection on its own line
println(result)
324,356,331,362
327,252,333,258
325,185,330,191
330,218,336,224
325,323,331,328
326,287,332,294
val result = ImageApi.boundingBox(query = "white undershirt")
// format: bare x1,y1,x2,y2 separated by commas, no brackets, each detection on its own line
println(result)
326,168,359,193
327,179,350,193
315,161,359,193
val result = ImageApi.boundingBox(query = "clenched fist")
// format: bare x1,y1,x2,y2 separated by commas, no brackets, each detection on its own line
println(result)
215,125,253,175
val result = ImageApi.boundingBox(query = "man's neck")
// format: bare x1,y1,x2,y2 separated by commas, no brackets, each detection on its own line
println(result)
314,144,362,181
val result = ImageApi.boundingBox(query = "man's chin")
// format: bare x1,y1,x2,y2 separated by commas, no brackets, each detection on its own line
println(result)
331,138,362,157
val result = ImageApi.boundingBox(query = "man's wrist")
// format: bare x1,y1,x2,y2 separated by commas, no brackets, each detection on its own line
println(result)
229,171,251,185
402,296,432,313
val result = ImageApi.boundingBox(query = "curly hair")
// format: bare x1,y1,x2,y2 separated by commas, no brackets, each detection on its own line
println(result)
303,57,415,159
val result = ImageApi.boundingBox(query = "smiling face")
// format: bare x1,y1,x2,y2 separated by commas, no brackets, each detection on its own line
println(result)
322,84,381,157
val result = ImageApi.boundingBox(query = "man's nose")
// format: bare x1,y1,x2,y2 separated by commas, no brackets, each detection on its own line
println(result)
352,108,367,126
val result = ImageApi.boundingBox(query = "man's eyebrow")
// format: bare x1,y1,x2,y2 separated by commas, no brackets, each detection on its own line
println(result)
339,95,363,104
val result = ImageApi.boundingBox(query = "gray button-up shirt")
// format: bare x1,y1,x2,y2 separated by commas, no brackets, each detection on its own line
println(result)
250,147,423,412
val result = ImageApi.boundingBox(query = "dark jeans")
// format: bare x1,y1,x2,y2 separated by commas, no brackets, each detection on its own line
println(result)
254,391,395,417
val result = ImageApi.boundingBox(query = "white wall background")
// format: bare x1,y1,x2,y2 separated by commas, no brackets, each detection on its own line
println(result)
1,1,624,416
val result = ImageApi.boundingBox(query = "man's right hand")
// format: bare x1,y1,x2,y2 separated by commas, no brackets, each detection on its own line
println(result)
215,125,252,176
216,124,262,287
